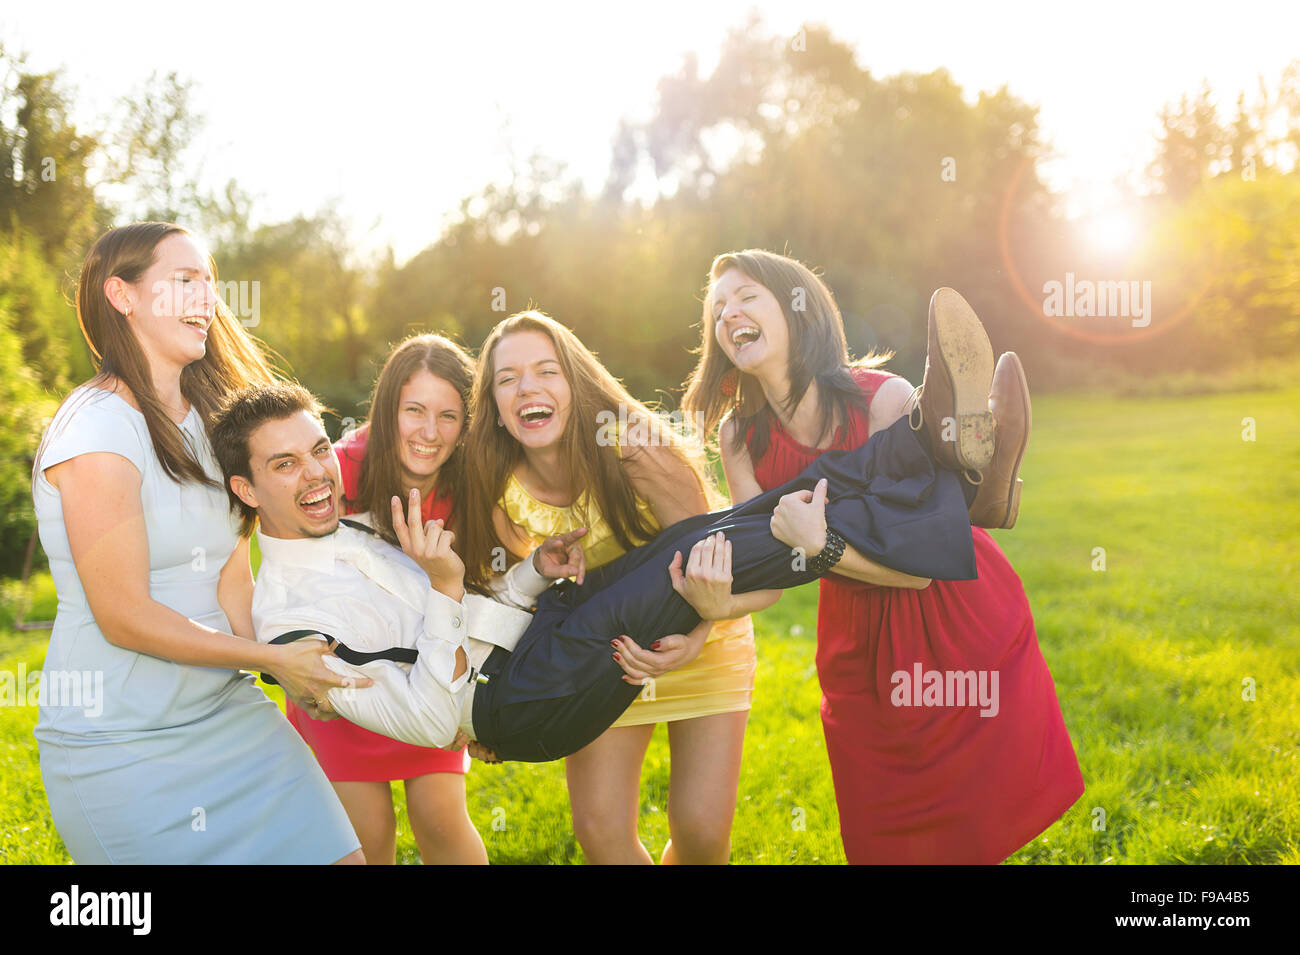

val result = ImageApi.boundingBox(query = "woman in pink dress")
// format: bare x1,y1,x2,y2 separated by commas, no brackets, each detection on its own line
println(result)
682,250,1084,863
285,334,486,864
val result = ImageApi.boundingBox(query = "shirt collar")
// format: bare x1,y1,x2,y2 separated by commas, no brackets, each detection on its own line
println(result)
256,525,344,575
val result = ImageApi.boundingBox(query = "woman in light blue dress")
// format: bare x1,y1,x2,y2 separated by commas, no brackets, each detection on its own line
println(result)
32,222,364,864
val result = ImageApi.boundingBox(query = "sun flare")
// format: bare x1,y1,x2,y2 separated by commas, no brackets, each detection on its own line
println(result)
1085,209,1141,256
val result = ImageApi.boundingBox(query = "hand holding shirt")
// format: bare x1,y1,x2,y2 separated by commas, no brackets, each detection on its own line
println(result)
252,522,549,748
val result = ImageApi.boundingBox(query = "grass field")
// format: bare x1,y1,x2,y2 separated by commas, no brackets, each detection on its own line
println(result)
2,385,1297,864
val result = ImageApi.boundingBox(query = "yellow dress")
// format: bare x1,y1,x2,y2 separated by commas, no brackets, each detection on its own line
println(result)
499,473,757,727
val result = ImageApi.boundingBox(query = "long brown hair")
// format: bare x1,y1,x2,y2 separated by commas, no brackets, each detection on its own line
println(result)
36,222,275,486
459,310,714,589
350,334,475,545
682,249,890,464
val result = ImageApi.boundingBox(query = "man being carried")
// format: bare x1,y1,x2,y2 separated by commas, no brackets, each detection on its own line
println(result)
212,291,1028,762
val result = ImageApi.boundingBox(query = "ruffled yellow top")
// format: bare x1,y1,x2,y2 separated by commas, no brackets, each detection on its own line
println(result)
497,457,757,727
500,474,660,574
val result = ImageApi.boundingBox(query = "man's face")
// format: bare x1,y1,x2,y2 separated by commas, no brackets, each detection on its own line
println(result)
234,411,341,539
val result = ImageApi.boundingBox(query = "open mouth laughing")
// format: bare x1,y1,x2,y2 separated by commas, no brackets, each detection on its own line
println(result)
516,402,556,430
729,325,762,357
407,439,443,462
297,481,335,520
180,314,211,339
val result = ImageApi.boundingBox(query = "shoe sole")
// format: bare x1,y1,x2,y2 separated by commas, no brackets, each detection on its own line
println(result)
996,351,1031,528
931,288,996,470
1002,479,1023,529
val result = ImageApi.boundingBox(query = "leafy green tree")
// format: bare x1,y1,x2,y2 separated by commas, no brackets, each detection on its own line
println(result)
1139,171,1300,366
106,71,205,223
216,210,372,415
0,47,107,272
0,301,56,576
0,226,92,392
1149,82,1230,199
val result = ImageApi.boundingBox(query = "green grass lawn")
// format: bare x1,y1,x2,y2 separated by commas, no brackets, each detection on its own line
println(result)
2,385,1297,864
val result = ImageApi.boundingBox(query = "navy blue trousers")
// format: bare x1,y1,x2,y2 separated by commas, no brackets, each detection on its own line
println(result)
472,416,977,761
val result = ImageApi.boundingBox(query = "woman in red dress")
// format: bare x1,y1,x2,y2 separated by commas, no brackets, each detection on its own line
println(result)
682,250,1084,863
285,334,487,864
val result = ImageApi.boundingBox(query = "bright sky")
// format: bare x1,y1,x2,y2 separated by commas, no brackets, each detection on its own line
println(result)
5,0,1298,262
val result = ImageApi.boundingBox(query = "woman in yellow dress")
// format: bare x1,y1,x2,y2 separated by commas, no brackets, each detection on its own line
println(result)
459,310,778,864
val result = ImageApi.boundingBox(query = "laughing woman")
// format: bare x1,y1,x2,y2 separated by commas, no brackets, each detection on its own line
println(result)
32,223,363,864
459,311,776,865
682,250,1084,864
285,334,487,865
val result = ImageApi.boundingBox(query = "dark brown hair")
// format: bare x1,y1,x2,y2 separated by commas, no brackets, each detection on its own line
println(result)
681,249,890,464
210,381,324,537
458,310,714,589
351,334,475,546
36,222,275,486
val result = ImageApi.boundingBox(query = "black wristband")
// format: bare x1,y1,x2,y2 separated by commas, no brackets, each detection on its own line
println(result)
808,527,847,575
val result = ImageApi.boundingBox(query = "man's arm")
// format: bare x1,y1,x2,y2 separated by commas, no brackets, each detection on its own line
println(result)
482,526,593,610
387,490,473,685
257,604,468,750
249,489,475,747
483,545,554,609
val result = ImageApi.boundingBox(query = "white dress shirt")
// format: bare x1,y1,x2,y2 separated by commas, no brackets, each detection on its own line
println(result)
252,519,550,748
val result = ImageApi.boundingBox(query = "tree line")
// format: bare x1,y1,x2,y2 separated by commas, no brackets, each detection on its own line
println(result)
2,22,1298,574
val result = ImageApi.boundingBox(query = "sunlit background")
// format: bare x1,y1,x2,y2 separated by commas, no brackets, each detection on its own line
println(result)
5,0,1298,260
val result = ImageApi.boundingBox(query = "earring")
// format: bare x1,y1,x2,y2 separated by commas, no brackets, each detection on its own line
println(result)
720,369,738,398
497,417,504,427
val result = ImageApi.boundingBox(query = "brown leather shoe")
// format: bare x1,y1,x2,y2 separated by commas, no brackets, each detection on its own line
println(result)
970,352,1031,529
909,288,996,471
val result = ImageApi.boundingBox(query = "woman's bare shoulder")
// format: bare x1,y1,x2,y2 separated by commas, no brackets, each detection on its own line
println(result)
868,375,915,432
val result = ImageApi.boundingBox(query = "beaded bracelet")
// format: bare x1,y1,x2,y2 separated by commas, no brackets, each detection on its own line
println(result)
808,527,848,575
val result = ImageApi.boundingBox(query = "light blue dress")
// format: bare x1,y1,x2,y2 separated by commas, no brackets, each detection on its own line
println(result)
32,387,360,864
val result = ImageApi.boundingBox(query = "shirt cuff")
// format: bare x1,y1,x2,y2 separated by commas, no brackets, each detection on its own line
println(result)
484,550,554,608
510,550,554,600
421,586,470,690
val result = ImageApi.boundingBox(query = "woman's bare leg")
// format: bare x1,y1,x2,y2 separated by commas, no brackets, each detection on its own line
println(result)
331,780,397,865
404,772,488,865
661,710,748,865
565,724,656,864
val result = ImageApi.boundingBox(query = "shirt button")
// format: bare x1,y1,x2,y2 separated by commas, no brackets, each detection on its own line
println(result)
451,616,462,629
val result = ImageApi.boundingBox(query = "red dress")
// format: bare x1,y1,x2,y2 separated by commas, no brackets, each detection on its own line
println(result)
282,425,469,781
749,368,1083,863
